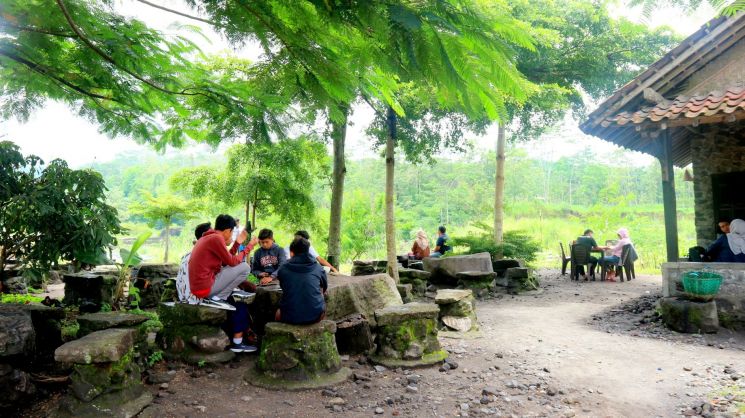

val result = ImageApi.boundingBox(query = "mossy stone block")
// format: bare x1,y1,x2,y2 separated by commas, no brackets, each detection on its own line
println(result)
249,320,350,389
659,297,719,333
371,316,447,367
70,349,140,402
157,302,226,326
374,302,439,327
77,312,149,336
57,383,152,418
55,328,136,364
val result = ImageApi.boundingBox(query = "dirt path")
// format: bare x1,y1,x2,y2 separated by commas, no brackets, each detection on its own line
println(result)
477,271,745,417
25,270,744,417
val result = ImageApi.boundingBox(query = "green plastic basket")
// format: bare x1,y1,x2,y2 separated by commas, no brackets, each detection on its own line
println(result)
681,270,723,300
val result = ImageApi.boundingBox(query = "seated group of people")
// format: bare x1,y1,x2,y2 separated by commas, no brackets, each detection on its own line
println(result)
572,227,635,281
699,219,745,263
174,214,336,353
408,226,451,260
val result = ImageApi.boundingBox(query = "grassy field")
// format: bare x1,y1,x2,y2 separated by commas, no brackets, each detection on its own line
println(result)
126,203,694,276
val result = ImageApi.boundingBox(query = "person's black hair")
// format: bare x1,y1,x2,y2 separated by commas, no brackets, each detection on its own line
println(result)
295,230,310,240
194,222,211,240
583,229,593,235
258,228,273,240
290,237,310,255
214,214,236,231
717,218,731,224
438,225,446,234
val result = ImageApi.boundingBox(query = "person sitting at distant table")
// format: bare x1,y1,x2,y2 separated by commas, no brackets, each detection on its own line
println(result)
251,228,286,285
283,230,338,273
723,219,745,263
573,229,602,280
430,226,451,258
275,237,328,325
704,219,737,262
600,228,632,281
409,229,431,260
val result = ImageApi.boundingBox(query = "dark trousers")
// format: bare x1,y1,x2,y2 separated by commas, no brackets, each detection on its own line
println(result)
227,301,251,334
576,256,598,276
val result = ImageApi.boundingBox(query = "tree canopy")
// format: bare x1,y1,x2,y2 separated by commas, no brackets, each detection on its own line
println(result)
0,141,121,283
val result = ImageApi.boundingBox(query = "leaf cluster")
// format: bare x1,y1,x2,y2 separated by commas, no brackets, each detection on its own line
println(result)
0,140,121,278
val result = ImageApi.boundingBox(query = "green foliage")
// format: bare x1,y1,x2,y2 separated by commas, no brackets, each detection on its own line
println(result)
197,360,206,368
172,137,330,228
452,223,541,262
128,308,163,334
0,293,43,304
129,193,200,262
0,0,261,148
60,319,79,342
0,141,121,280
146,350,164,368
112,231,151,308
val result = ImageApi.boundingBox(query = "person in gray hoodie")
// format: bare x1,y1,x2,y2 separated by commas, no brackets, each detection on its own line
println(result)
251,228,287,285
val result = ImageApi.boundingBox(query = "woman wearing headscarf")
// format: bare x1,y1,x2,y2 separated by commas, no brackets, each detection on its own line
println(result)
409,230,431,260
601,228,633,281
726,219,745,263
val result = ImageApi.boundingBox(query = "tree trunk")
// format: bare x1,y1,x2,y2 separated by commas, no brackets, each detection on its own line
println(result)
327,104,349,270
251,189,258,228
494,124,506,248
385,106,399,282
245,201,251,232
0,245,5,291
163,217,170,263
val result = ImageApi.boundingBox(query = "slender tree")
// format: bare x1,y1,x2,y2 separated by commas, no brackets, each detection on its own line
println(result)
130,193,199,263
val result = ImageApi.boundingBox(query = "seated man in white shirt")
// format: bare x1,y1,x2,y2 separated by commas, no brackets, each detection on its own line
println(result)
283,230,338,273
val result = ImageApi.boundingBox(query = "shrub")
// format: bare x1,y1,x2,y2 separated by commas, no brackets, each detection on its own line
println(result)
452,223,540,262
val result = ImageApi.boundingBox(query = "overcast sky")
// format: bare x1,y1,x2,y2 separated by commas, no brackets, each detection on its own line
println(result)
2,1,714,168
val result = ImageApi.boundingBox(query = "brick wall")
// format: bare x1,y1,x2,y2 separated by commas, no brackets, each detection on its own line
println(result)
691,134,745,246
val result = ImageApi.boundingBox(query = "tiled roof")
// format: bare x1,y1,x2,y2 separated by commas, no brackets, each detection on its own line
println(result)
601,87,745,127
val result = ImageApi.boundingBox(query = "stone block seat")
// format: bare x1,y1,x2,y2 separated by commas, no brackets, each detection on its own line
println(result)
455,271,498,292
77,312,149,337
62,272,117,311
662,262,745,329
423,252,493,286
398,268,431,296
245,320,351,390
54,328,152,417
659,297,719,334
370,302,448,368
435,289,479,333
156,302,234,364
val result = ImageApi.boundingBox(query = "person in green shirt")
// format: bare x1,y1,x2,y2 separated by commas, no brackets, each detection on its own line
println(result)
574,229,603,280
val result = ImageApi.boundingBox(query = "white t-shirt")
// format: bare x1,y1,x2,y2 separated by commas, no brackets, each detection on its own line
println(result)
175,252,200,304
284,244,319,260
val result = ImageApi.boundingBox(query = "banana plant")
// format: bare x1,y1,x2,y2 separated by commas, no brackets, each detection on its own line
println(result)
112,231,151,309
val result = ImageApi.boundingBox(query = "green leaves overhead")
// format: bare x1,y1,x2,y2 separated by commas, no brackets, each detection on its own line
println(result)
0,0,260,148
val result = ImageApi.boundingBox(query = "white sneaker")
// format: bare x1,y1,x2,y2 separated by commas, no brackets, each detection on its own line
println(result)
199,298,236,311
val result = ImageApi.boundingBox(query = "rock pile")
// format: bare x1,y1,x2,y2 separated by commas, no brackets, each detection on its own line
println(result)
371,302,448,367
351,260,388,276
435,289,479,332
132,263,180,308
157,302,234,364
423,252,493,285
398,268,431,296
54,328,152,417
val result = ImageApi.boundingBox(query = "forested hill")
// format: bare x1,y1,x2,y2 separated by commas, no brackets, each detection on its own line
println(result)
88,146,694,270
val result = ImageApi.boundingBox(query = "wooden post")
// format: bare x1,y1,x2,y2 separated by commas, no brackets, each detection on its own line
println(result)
659,129,679,262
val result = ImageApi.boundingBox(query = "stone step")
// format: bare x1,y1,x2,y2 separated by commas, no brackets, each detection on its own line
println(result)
374,302,440,327
423,252,493,285
157,302,227,326
77,312,149,336
55,328,136,364
435,289,473,305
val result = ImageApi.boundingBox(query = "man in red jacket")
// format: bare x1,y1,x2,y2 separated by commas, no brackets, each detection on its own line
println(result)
189,214,258,352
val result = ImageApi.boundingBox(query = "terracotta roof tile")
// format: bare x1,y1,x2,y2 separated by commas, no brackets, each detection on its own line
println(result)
601,87,745,127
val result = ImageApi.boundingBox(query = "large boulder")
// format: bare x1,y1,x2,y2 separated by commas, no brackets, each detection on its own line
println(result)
371,302,448,367
423,253,493,285
55,328,136,364
0,308,34,360
0,304,64,365
659,297,719,333
325,274,403,326
62,272,117,311
0,364,36,412
247,320,351,390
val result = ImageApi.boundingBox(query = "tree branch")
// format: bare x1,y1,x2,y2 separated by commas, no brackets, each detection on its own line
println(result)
133,0,219,26
54,0,211,98
0,22,77,38
0,48,115,101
